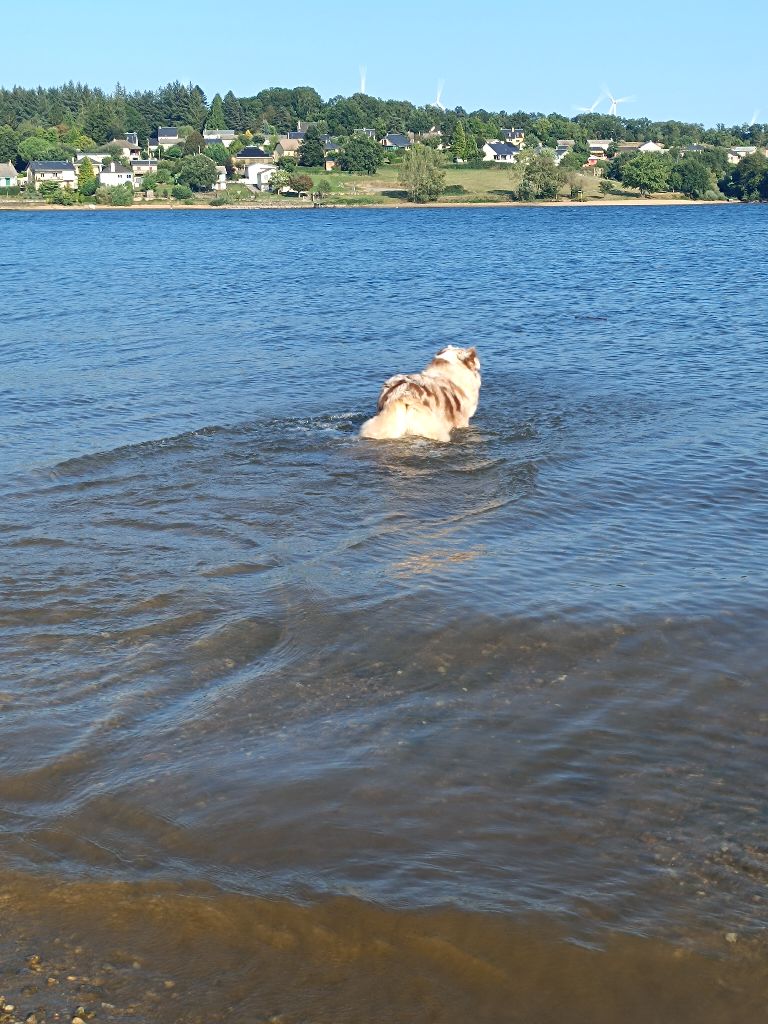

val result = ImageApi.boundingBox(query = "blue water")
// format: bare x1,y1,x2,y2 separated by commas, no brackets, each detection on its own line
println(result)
1,206,767,1020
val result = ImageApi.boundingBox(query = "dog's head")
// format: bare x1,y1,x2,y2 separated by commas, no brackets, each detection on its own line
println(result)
434,345,481,375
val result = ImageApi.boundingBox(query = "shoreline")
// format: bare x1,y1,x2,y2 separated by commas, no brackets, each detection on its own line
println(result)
0,197,731,211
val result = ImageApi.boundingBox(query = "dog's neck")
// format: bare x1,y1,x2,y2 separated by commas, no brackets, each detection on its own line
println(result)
424,356,481,402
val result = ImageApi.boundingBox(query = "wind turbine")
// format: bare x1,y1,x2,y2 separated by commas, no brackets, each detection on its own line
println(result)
604,87,633,117
359,65,367,95
576,92,604,113
434,81,446,111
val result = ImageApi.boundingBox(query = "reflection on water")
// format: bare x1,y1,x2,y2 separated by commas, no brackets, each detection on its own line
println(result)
1,206,767,1020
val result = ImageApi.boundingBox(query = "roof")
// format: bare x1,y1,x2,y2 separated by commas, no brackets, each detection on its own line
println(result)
587,139,613,147
158,127,180,139
28,161,75,171
485,142,520,156
383,133,410,147
109,137,140,149
276,138,301,153
203,129,236,138
730,146,756,154
0,162,16,176
101,163,132,174
557,139,575,146
215,164,226,172
237,146,270,157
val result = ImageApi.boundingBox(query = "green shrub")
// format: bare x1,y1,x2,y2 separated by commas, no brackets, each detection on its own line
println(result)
109,183,134,206
209,195,227,206
443,184,467,195
171,183,193,200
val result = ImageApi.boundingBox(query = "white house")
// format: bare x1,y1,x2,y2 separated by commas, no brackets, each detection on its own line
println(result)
203,129,237,147
241,163,276,190
99,162,134,187
727,146,757,164
482,141,520,162
0,162,18,189
27,161,77,190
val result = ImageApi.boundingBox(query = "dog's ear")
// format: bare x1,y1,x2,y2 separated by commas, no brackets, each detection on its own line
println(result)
461,347,480,371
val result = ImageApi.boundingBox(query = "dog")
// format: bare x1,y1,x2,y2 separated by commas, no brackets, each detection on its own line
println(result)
360,345,481,442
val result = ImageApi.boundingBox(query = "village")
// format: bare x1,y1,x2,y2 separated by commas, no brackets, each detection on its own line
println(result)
1,121,766,199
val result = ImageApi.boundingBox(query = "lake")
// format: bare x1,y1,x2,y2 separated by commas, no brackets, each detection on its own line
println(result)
1,205,767,1023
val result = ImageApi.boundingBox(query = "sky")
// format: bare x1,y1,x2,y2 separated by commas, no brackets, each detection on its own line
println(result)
4,0,768,127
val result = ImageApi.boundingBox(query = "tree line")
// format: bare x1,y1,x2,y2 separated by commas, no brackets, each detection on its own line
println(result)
1,79,767,168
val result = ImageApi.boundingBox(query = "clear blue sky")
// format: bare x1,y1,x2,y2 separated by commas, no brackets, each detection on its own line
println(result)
4,0,767,127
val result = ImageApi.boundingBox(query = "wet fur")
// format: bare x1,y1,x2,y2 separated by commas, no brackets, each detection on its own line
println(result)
360,346,481,442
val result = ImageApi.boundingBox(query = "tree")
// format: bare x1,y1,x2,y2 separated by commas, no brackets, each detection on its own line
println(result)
184,130,205,155
222,91,244,131
620,153,671,196
298,125,324,167
517,153,563,200
338,136,383,174
18,135,63,163
268,168,291,193
77,157,97,195
206,93,226,130
398,143,446,202
83,97,116,145
171,183,193,200
668,157,712,198
0,124,19,164
722,152,768,200
451,120,467,161
175,153,217,191
289,171,313,193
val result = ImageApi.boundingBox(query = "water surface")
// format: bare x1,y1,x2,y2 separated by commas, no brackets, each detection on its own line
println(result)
1,206,767,1021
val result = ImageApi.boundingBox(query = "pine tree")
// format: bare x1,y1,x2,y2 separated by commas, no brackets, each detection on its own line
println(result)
206,93,226,130
77,157,97,195
452,120,466,161
223,91,244,132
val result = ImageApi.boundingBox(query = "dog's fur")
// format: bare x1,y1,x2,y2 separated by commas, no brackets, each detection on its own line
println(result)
360,345,481,442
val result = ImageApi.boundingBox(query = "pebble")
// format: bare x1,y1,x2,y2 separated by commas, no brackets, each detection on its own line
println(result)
725,931,738,943
72,1017,87,1024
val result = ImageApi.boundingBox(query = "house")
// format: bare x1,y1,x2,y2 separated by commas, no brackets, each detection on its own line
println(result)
381,133,411,150
107,137,142,160
203,129,237,147
274,138,302,159
279,131,306,141
0,162,17,189
235,146,274,165
74,152,111,173
727,146,757,164
500,128,525,147
212,165,228,191
99,162,133,187
125,132,139,147
27,161,77,190
638,141,665,153
240,163,276,190
153,127,183,151
554,144,573,166
353,128,376,139
130,160,158,187
482,142,520,163
586,139,613,162
683,144,708,155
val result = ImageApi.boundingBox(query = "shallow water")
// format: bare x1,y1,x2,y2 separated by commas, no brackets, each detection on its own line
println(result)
1,206,767,1021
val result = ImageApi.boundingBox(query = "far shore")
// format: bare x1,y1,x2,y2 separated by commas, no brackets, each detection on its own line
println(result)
0,197,730,212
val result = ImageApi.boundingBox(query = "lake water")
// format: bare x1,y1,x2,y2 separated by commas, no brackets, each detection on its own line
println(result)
1,206,767,1023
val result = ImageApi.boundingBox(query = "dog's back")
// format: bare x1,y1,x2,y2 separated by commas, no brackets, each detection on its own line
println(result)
360,346,481,443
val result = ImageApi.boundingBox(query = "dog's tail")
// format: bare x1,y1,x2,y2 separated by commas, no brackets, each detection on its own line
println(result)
359,399,410,440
